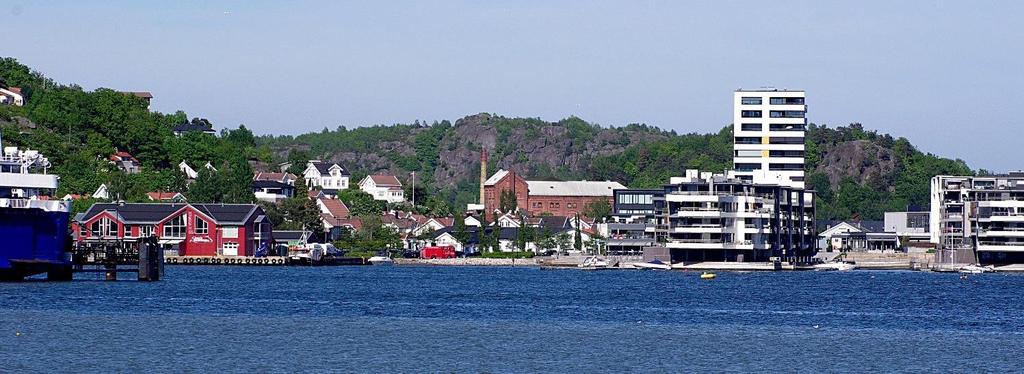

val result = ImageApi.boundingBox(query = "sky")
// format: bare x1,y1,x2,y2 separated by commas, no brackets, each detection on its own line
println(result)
3,1,1022,171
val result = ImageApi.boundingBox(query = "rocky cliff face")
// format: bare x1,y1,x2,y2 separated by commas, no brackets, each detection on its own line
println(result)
814,140,898,188
269,113,671,191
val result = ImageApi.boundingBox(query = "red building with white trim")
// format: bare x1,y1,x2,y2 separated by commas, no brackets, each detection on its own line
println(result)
72,203,272,257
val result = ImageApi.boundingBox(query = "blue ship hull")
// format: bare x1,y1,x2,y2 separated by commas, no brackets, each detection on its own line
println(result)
0,207,71,280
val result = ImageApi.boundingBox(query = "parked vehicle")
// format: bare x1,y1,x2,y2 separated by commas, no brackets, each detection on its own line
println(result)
420,245,457,259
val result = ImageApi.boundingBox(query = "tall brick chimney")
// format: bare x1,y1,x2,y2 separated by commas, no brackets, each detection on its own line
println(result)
480,150,488,205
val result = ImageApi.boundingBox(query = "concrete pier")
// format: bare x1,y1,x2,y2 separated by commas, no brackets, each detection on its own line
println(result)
396,258,539,266
165,256,289,265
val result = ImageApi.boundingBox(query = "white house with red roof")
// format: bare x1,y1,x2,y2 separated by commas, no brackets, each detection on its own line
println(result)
0,86,24,106
317,197,359,240
109,151,141,174
358,174,404,203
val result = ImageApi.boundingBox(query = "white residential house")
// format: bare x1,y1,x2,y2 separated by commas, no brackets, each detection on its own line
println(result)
818,221,898,252
495,212,522,228
179,161,198,179
358,174,405,203
464,215,482,227
252,172,297,203
0,87,25,106
108,151,141,174
303,161,350,192
432,231,467,253
412,217,455,237
92,184,109,200
179,161,218,181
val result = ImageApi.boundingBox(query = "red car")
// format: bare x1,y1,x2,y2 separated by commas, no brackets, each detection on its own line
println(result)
420,245,457,259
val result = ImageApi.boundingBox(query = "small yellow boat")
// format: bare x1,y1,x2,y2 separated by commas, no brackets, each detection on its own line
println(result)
700,272,716,280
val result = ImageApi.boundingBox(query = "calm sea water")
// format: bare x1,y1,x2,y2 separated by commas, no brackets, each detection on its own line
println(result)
1,266,1023,372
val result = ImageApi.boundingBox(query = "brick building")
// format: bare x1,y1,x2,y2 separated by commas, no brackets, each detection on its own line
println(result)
482,169,625,220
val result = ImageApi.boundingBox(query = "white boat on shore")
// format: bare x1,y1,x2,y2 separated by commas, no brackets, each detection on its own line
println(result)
632,259,672,270
578,256,610,270
958,264,993,274
367,256,394,265
813,261,857,271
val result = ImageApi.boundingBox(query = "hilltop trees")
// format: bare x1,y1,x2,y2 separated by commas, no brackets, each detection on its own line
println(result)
0,57,267,201
583,199,611,221
1,57,984,221
186,157,255,203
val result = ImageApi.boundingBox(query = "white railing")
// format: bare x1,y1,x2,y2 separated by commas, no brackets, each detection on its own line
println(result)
0,198,69,212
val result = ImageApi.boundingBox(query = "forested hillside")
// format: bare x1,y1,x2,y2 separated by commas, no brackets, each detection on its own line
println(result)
0,57,976,221
261,114,975,220
0,57,267,212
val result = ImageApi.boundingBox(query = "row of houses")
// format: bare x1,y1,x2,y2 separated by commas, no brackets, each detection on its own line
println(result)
253,161,406,204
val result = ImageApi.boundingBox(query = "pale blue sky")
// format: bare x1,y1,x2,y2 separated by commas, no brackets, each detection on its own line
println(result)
3,1,1022,171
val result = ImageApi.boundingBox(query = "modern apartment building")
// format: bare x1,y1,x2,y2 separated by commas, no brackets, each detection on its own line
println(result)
733,89,807,188
610,170,816,262
931,173,1024,265
883,209,931,246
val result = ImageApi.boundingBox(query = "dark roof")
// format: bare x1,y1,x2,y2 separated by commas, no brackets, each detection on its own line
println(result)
311,162,350,176
77,203,260,225
906,204,929,212
273,230,310,243
537,216,570,231
193,204,261,224
321,189,340,196
173,122,214,133
252,180,294,189
80,203,183,223
816,219,885,233
856,220,885,233
431,226,541,243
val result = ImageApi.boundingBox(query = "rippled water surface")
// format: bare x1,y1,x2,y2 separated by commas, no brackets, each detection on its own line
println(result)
2,266,1023,372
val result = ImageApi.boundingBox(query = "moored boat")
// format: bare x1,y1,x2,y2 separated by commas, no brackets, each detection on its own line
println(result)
368,255,394,265
958,264,993,274
632,259,672,270
578,256,610,270
813,261,857,271
0,144,72,280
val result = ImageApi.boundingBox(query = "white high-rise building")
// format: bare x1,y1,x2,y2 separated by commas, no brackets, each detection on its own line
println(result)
732,89,807,188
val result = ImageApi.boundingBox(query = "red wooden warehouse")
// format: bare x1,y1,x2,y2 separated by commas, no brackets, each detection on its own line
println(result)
72,203,273,257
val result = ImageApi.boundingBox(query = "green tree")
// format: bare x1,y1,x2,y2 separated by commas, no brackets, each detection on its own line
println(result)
187,167,223,203
490,225,502,253
454,213,470,247
337,189,386,216
583,199,611,221
499,189,518,214
573,214,583,252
